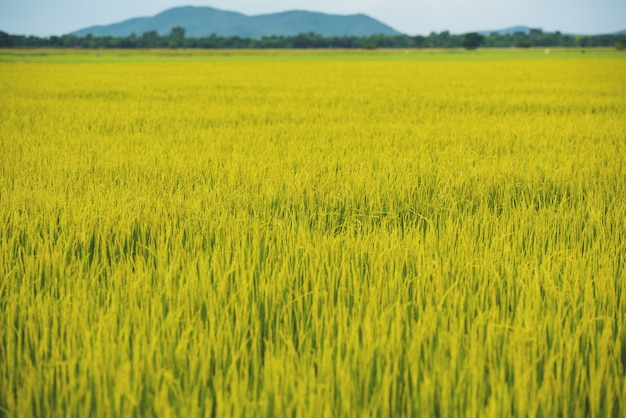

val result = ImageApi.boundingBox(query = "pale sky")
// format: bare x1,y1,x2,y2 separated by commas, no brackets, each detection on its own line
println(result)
1,0,624,37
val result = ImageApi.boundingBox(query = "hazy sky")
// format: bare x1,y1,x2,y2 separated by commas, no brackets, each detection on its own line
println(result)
1,0,624,37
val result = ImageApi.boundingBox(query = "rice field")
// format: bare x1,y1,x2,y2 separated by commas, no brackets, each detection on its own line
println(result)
1,48,625,417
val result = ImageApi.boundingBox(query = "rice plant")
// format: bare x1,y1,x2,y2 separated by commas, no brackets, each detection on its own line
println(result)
1,49,625,417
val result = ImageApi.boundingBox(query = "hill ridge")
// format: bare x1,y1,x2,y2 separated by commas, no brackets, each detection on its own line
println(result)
72,6,402,38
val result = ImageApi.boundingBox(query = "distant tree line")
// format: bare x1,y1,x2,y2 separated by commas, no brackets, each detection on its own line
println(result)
1,27,625,50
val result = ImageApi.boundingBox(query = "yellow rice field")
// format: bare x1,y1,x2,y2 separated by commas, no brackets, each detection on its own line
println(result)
1,49,625,417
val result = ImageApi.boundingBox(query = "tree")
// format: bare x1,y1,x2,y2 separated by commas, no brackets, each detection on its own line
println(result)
413,35,426,48
0,30,11,47
515,39,533,48
0,28,623,50
462,32,484,50
168,26,186,48
141,31,160,48
575,35,590,48
61,34,79,48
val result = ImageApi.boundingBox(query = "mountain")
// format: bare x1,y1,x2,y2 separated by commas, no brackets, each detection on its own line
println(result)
478,26,534,36
71,6,402,38
478,26,626,36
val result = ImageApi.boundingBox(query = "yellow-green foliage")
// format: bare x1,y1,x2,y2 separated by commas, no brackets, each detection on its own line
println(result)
1,50,625,417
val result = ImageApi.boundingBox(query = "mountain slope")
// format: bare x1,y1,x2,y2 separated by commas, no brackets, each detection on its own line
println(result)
478,26,626,36
478,26,533,36
72,6,402,38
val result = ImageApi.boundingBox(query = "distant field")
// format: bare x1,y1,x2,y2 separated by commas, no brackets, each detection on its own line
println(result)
0,47,621,63
1,49,625,417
